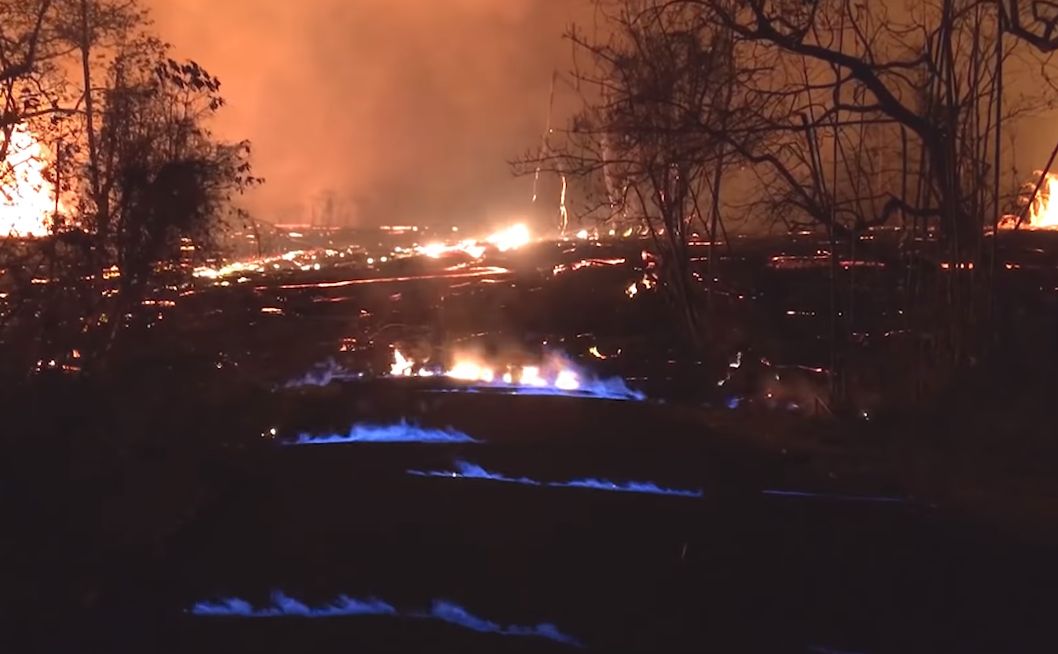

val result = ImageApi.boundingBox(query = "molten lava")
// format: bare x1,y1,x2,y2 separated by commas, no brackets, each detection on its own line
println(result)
0,124,59,237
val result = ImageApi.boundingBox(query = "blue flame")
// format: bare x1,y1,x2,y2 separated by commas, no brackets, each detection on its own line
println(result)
290,420,480,445
427,600,582,647
190,592,581,647
191,592,396,618
409,459,703,498
456,378,645,402
431,373,646,402
282,357,645,401
761,489,904,503
557,477,702,497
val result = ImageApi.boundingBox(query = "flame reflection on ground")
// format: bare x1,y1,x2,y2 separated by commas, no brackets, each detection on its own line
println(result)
408,459,704,498
290,420,479,445
190,592,583,647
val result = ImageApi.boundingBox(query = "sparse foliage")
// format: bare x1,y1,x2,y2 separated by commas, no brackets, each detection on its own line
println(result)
0,0,259,376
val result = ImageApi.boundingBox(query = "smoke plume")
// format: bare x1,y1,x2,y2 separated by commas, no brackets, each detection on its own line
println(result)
149,0,589,228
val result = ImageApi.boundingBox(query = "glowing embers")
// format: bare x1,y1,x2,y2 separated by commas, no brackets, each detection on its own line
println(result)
408,459,704,498
289,419,479,445
190,592,582,647
551,257,626,276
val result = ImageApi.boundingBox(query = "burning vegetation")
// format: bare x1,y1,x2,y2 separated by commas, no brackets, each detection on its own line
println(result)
6,2,1058,652
0,124,60,237
999,172,1058,230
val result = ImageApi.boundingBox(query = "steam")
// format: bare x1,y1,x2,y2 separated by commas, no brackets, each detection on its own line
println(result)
408,459,704,498
190,591,583,647
290,420,479,445
283,358,363,388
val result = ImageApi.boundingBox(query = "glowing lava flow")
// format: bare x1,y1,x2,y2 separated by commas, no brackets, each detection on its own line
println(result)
0,124,59,237
290,420,479,445
408,459,704,498
190,592,582,647
389,350,646,402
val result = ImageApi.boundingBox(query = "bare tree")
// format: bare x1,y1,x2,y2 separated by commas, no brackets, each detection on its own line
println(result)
0,0,259,375
670,0,1058,376
518,1,744,346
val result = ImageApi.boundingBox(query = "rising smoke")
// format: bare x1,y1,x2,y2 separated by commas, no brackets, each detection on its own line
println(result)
148,0,590,228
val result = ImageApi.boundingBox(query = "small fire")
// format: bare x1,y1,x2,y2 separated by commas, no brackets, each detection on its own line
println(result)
1000,171,1058,230
486,223,531,252
415,239,487,260
0,124,60,237
448,360,496,383
387,349,644,401
391,348,415,377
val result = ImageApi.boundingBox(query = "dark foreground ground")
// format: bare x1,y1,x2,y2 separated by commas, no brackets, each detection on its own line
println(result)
3,233,1058,652
4,386,1057,653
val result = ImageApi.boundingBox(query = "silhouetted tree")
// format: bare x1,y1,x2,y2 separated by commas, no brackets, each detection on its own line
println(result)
518,1,745,347
0,0,259,375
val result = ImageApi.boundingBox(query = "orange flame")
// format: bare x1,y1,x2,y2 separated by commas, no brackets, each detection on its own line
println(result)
1000,171,1058,230
485,223,531,252
389,349,582,391
1023,172,1058,229
0,124,59,237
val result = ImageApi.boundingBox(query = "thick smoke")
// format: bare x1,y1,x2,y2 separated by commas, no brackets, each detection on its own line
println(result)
148,0,588,228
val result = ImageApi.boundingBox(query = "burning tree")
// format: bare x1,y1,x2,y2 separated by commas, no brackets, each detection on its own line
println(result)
0,0,259,375
0,1,60,236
